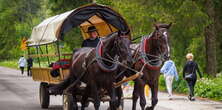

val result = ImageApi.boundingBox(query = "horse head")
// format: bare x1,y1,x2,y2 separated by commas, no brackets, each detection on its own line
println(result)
102,31,132,66
150,23,172,61
96,31,132,72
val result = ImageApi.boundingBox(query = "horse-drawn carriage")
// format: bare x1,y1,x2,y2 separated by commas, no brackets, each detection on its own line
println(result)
27,3,132,110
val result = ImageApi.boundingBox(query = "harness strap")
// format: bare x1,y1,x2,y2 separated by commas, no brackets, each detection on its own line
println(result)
64,57,97,94
95,40,118,72
139,36,162,70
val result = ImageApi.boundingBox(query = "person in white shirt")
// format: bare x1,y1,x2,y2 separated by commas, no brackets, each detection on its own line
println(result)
18,56,26,75
161,58,178,100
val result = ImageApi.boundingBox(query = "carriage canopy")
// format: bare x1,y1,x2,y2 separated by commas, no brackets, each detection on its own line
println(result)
28,4,130,46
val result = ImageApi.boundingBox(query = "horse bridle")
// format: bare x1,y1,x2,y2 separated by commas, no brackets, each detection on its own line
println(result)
155,29,170,61
96,34,131,72
139,28,169,67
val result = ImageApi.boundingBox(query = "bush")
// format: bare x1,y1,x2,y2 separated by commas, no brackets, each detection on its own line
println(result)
195,74,222,100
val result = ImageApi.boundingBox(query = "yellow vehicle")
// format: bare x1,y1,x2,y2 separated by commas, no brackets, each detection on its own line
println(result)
27,4,130,109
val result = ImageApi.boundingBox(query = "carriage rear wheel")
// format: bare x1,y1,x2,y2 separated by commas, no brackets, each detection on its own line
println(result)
39,82,50,108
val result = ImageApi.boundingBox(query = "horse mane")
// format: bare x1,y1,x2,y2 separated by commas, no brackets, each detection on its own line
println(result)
100,32,118,43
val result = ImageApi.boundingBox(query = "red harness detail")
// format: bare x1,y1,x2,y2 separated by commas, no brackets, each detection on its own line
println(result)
144,38,149,53
98,41,103,56
96,41,116,72
140,37,160,70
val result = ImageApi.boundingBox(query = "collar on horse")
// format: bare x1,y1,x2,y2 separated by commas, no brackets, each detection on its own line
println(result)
96,40,119,72
140,35,162,70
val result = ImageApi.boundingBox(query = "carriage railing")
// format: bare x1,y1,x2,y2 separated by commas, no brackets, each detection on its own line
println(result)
28,53,72,58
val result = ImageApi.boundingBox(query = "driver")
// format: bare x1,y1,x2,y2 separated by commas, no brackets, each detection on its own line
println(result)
82,26,100,47
49,26,100,94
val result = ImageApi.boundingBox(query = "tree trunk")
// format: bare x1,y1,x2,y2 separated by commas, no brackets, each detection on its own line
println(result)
204,0,217,76
215,3,222,72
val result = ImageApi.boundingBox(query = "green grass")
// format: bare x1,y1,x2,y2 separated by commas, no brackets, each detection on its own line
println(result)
0,59,54,69
0,60,19,69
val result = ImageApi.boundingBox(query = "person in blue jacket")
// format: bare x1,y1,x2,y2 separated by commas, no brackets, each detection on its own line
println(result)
161,58,178,100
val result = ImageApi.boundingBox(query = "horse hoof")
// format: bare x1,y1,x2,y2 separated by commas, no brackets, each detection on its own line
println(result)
107,107,110,110
145,106,153,110
117,106,123,110
107,107,121,110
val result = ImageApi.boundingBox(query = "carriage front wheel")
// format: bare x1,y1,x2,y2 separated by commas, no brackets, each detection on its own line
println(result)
63,94,76,110
39,82,50,108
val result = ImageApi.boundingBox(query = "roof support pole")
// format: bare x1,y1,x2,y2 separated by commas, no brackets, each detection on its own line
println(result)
56,41,61,61
46,44,50,65
36,46,41,67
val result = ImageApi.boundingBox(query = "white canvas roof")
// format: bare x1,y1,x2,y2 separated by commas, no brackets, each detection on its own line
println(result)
28,4,130,46
28,10,74,46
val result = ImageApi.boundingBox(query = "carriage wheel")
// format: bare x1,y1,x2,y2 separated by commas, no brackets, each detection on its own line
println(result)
63,94,77,110
39,82,50,109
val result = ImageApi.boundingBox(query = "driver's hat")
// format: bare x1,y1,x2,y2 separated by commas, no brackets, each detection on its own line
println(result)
87,26,97,33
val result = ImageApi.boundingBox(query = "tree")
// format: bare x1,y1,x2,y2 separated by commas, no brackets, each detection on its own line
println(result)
0,0,42,60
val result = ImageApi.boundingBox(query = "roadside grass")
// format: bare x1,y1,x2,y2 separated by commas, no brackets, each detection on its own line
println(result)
0,59,53,69
0,60,18,69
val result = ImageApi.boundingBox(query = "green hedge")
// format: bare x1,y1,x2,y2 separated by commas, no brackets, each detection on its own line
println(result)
159,74,222,101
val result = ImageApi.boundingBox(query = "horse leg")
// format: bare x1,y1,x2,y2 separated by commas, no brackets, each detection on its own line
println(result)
92,84,100,110
116,87,123,110
146,81,158,110
81,85,90,110
108,87,117,110
132,80,140,110
139,81,146,110
72,94,78,110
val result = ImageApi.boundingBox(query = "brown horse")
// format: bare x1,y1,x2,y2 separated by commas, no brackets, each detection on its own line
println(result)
131,23,172,110
67,32,132,110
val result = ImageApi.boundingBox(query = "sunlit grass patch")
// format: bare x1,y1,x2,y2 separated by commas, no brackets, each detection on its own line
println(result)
0,60,18,69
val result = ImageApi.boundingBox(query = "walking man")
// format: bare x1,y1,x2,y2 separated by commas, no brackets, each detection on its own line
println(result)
27,57,33,76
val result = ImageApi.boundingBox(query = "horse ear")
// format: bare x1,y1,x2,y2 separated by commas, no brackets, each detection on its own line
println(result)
118,30,130,37
167,22,172,29
154,24,159,30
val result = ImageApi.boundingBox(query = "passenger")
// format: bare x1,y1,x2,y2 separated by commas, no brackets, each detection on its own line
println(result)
81,26,100,47
160,57,178,100
183,53,202,101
